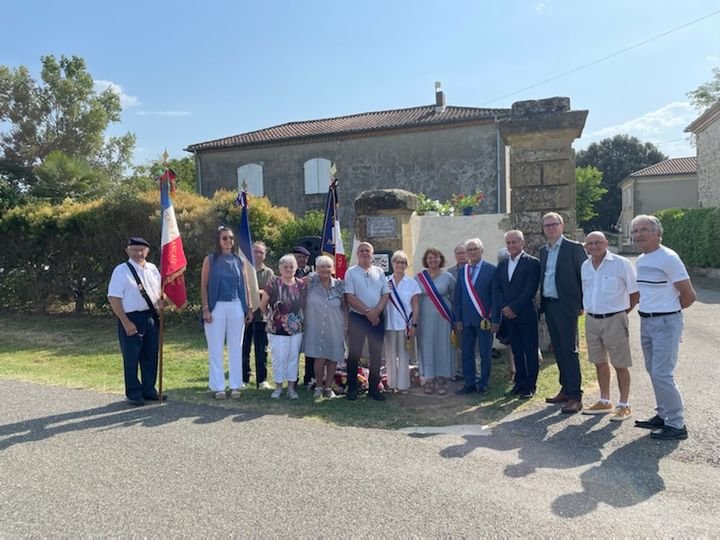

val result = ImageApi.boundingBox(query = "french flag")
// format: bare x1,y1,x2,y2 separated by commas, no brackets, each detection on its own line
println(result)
320,172,346,278
160,169,187,308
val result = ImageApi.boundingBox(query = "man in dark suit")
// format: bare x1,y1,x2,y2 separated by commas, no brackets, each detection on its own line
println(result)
493,230,541,399
539,212,588,414
454,238,499,394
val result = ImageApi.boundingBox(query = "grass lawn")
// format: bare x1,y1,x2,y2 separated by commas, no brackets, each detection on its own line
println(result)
0,313,597,429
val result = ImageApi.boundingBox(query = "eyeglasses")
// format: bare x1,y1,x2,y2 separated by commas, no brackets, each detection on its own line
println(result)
542,222,561,229
221,236,234,241
393,260,408,265
466,247,481,252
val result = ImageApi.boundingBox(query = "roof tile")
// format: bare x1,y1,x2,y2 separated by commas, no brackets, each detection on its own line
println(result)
630,157,697,177
186,105,508,152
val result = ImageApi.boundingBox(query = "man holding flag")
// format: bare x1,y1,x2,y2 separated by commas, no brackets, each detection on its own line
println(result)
320,165,347,279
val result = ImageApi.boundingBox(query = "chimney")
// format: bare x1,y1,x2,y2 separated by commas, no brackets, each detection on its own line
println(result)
434,81,446,112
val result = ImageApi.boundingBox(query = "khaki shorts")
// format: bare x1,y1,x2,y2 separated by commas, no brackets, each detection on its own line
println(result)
585,311,632,368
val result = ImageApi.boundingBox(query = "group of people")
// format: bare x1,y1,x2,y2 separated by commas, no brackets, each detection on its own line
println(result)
108,211,696,441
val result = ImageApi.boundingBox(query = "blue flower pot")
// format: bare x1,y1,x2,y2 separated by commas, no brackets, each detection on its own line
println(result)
462,206,474,216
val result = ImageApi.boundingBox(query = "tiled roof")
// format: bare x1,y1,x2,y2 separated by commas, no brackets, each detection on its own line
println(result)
186,105,508,152
630,157,697,177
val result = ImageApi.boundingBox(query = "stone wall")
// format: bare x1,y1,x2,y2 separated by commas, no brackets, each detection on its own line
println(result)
697,119,720,208
195,122,505,225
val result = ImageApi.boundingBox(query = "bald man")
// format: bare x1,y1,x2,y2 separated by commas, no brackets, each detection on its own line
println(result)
581,232,639,421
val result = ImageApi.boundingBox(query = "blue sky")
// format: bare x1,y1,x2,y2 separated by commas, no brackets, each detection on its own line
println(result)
2,0,719,164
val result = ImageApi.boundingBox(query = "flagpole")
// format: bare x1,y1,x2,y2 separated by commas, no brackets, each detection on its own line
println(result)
157,150,169,404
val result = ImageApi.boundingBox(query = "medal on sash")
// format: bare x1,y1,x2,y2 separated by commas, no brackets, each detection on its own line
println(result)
464,264,492,332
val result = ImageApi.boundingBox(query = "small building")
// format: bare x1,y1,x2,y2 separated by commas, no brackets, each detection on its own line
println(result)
185,85,511,226
618,157,698,248
685,100,720,208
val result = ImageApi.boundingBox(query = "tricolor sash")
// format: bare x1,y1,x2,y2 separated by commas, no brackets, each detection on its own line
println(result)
388,276,413,333
416,270,453,324
464,263,489,320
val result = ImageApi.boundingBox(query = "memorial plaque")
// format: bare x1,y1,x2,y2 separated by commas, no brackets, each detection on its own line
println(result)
372,253,390,274
366,216,397,238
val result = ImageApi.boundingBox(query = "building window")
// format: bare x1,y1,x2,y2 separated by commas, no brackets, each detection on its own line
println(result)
237,163,263,196
303,158,331,195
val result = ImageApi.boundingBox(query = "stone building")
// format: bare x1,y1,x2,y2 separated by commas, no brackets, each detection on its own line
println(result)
685,100,720,208
185,86,511,226
618,157,698,248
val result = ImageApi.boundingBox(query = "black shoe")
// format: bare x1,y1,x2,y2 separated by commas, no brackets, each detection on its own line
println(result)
369,391,386,401
346,389,358,401
651,425,688,440
634,415,665,429
476,384,488,395
144,394,167,402
519,391,534,400
127,397,146,407
455,385,476,395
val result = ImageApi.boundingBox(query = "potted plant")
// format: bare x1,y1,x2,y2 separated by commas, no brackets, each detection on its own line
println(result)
416,193,443,215
450,191,484,215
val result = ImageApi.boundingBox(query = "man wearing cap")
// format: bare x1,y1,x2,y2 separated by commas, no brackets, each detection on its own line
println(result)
108,237,164,406
292,246,311,279
631,214,696,440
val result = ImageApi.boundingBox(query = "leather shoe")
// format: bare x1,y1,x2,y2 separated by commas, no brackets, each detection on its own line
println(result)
144,394,167,402
369,391,386,401
519,391,534,400
476,385,488,395
127,397,146,407
346,389,358,401
634,415,664,429
545,392,569,404
455,385,476,395
561,399,583,414
650,425,688,440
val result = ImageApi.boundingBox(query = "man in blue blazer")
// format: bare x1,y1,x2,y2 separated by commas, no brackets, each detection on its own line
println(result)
493,230,541,399
454,238,499,394
539,212,588,414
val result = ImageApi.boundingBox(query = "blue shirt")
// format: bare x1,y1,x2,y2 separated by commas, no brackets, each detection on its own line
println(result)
543,236,564,299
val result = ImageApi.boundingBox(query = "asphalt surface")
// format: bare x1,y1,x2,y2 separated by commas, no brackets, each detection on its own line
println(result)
1,285,719,537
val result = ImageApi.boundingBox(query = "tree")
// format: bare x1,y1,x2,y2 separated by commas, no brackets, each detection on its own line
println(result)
576,135,667,231
575,166,607,229
130,155,197,194
0,54,134,199
688,66,720,111
33,150,98,202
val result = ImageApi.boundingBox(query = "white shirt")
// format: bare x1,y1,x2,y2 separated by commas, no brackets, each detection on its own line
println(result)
344,264,390,314
108,258,162,313
581,251,638,314
384,274,421,331
636,245,689,313
508,252,523,281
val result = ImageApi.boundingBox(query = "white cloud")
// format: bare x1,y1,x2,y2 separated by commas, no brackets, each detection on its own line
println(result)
136,110,192,117
706,55,719,62
577,101,699,158
533,2,545,13
94,79,140,108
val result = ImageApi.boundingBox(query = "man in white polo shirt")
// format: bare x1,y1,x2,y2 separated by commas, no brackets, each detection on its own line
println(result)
581,232,639,421
631,214,696,441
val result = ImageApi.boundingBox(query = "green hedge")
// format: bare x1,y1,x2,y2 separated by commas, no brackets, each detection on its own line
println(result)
0,190,296,314
657,207,720,268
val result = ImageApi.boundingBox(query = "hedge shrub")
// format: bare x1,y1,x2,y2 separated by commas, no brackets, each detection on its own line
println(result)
656,207,720,268
0,190,296,314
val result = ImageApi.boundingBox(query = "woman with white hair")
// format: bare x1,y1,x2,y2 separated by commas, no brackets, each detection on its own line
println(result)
303,255,346,399
384,250,421,394
260,254,306,399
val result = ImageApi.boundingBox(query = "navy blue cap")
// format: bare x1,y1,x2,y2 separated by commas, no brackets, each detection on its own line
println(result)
128,237,150,248
292,246,311,257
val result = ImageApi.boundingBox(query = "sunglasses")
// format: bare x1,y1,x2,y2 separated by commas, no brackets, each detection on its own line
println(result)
221,236,234,241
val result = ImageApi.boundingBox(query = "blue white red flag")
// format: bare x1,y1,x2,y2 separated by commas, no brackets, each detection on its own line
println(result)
320,169,346,278
159,169,187,308
234,190,255,268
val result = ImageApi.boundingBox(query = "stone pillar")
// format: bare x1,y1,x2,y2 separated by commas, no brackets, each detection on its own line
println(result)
354,189,417,273
498,97,588,255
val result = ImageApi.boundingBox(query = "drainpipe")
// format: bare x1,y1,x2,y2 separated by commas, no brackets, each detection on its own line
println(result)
495,121,502,214
193,151,203,194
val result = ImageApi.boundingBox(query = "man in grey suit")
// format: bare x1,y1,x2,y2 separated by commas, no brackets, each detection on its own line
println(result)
539,212,587,414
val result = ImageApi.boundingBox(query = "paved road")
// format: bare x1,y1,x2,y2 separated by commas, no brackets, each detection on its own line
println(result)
1,286,719,536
